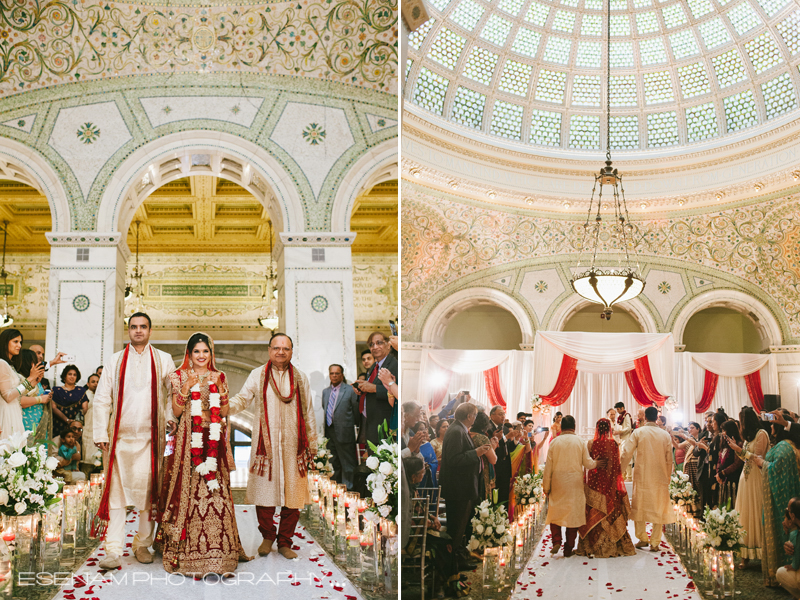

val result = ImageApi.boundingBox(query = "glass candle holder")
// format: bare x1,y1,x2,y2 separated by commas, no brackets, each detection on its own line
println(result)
359,519,380,592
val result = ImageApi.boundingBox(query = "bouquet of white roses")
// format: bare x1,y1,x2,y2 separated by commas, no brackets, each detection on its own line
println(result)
700,504,746,552
467,499,514,551
0,431,63,515
365,433,398,524
313,437,334,474
530,394,543,412
513,471,544,506
669,471,697,507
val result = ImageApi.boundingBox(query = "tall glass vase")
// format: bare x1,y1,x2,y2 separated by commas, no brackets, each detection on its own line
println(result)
712,549,735,598
359,519,380,592
380,518,398,594
483,546,503,600
0,516,13,600
7,513,42,598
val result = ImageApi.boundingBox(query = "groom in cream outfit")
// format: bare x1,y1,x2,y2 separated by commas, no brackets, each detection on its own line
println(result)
94,313,176,569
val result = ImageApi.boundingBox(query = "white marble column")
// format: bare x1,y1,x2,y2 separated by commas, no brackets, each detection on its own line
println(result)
401,342,435,406
276,233,358,432
44,233,127,383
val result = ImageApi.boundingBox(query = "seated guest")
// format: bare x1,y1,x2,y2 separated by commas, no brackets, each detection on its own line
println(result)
543,415,604,557
51,365,87,439
777,497,800,599
55,424,87,482
403,456,469,597
440,402,491,569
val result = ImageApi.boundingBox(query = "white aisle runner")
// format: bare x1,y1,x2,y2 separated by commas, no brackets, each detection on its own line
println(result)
50,507,363,600
510,522,702,600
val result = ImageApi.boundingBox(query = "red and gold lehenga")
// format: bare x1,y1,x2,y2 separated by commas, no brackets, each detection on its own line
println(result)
576,418,636,558
156,334,249,576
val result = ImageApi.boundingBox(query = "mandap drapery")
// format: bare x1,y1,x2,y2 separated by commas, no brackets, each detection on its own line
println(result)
533,331,674,413
673,352,778,420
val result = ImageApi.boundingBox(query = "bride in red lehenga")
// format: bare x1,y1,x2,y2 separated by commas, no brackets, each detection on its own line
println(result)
576,418,636,558
156,332,251,576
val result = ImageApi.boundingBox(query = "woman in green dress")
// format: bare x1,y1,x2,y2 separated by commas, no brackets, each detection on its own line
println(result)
754,420,800,586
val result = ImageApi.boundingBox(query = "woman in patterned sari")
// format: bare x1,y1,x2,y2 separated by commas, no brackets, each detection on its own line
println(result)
754,419,800,586
576,418,636,558
157,332,250,576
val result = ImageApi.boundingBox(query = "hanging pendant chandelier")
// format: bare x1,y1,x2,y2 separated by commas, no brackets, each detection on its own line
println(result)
0,221,13,328
569,0,644,320
257,221,279,330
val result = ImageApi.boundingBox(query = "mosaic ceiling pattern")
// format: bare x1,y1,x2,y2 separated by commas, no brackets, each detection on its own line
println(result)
405,0,800,151
0,0,398,96
401,181,800,340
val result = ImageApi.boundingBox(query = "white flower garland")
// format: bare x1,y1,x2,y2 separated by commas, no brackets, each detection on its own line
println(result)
190,382,222,491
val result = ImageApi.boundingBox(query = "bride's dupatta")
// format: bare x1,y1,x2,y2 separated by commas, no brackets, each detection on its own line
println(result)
155,333,242,571
577,418,635,558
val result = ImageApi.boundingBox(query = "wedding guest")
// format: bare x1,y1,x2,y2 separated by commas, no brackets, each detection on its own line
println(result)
777,498,800,598
0,329,49,439
656,415,668,429
543,415,604,557
636,408,646,428
322,364,359,489
431,419,448,462
606,408,617,432
621,406,674,552
51,365,88,439
428,415,440,438
727,407,769,569
360,349,374,377
753,416,800,586
488,405,513,505
58,430,86,481
673,422,701,478
614,402,634,479
547,412,563,442
81,373,99,471
17,348,52,442
402,401,426,459
440,402,490,569
357,332,397,448
470,410,498,500
409,421,438,487
716,420,744,507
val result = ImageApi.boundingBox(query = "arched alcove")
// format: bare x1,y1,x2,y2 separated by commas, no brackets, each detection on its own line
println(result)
683,307,763,353
442,304,523,349
562,304,644,333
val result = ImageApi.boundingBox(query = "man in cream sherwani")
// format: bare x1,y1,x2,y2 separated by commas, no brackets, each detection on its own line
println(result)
542,415,606,557
93,313,176,569
620,406,675,552
228,333,317,560
614,402,634,480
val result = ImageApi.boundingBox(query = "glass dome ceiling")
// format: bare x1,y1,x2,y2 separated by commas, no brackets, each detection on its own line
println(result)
404,0,800,151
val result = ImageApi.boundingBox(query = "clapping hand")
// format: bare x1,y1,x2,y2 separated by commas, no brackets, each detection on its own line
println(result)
490,436,499,449
408,430,427,454
377,368,395,388
475,443,492,457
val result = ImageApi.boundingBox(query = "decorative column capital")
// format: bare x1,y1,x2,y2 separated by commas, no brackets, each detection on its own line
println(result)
279,232,357,247
47,232,124,247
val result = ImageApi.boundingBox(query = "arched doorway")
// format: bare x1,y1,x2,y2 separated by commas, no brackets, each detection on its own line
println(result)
443,304,523,349
683,307,763,353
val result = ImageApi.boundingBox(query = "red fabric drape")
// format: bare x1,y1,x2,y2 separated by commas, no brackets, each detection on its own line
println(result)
483,366,506,408
624,368,656,407
634,356,668,406
695,369,719,413
541,355,579,406
744,370,765,413
428,363,453,413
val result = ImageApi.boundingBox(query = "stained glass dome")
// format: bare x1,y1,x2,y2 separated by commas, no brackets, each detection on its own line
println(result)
404,0,800,152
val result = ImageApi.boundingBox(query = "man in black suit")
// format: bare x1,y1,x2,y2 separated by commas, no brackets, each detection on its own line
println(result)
488,405,514,506
322,364,359,489
440,402,491,568
356,331,398,448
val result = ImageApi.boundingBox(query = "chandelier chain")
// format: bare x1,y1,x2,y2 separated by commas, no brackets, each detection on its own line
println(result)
606,0,611,161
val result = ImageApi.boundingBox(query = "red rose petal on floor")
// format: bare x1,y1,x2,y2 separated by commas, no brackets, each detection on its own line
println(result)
345,595,357,600
243,510,247,512
316,585,324,588
617,589,623,592
291,582,301,586
583,562,588,565
292,545,300,550
333,586,344,592
588,577,593,580
64,595,76,599
64,590,74,594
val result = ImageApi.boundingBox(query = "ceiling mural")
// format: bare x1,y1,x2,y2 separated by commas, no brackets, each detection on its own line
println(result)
401,180,800,341
0,74,397,230
0,0,398,96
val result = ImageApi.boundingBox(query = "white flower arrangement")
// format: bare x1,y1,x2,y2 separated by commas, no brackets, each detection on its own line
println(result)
700,504,746,552
664,396,678,412
0,431,63,515
467,499,514,551
365,436,398,525
669,471,697,507
312,437,334,474
514,471,544,506
92,448,103,467
530,394,550,414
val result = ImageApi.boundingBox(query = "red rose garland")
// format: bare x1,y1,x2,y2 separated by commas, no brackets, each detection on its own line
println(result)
189,381,222,492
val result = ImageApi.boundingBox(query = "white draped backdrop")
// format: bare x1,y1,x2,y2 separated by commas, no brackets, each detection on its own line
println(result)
414,332,779,431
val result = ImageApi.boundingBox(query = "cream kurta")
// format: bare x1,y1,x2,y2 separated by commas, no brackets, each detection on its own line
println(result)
93,345,175,510
229,364,317,510
614,413,633,447
0,359,25,440
543,432,598,528
620,422,675,524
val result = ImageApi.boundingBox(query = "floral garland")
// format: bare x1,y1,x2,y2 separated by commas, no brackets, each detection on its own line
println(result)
190,381,222,492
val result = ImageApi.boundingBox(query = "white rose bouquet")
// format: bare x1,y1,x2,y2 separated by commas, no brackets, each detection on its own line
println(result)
313,437,334,474
514,471,544,506
0,431,63,515
700,504,746,552
467,499,513,551
669,471,697,507
365,429,398,524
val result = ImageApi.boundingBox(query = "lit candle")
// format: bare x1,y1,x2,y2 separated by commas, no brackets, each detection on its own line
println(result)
45,533,61,543
1,531,14,542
